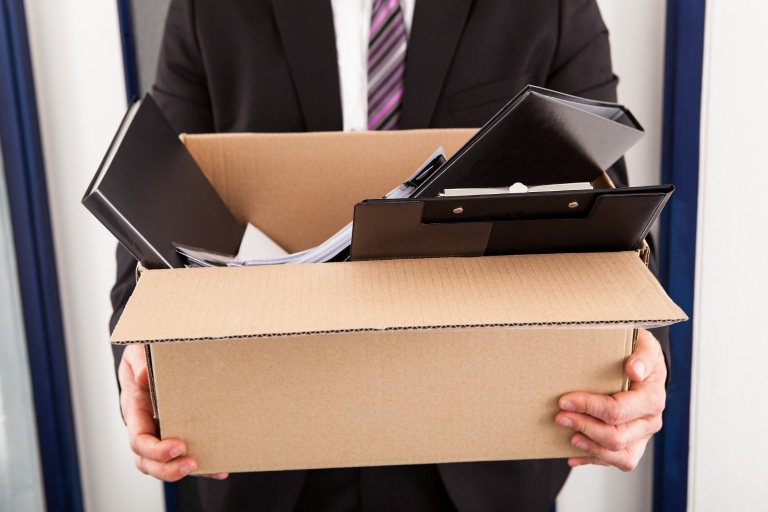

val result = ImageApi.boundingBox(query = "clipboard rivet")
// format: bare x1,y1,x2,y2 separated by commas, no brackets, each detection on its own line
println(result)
568,202,579,209
453,207,464,214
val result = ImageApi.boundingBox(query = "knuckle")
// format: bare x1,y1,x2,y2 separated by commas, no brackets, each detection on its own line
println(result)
605,404,626,426
161,465,178,482
134,455,148,475
149,440,163,460
607,432,627,452
621,457,639,472
129,434,140,455
651,400,666,417
588,399,607,419
651,417,663,434
593,444,609,460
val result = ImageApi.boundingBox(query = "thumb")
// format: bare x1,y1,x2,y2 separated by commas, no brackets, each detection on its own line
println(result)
134,362,149,389
626,329,662,382
125,344,149,389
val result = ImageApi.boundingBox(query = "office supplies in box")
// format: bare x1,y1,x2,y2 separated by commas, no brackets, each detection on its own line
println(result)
84,86,646,269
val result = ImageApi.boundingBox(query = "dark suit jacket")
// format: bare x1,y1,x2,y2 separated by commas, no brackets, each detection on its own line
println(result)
110,1,670,510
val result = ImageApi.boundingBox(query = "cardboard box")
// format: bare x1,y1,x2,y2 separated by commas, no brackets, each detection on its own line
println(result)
112,129,686,474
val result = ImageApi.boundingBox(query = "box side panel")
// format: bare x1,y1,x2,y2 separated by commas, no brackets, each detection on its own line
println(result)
181,129,476,252
151,327,630,474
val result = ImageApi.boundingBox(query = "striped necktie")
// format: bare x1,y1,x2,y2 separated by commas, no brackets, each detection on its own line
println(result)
367,0,407,130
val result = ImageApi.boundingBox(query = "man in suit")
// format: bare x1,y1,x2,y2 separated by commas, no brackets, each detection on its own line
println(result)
113,1,670,510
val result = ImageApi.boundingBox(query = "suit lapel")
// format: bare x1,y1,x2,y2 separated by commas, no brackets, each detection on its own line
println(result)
400,0,474,128
271,0,343,131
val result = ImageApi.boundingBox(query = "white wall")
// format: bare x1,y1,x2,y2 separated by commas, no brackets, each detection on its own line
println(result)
22,0,164,511
689,0,768,510
599,0,668,189
558,1,667,510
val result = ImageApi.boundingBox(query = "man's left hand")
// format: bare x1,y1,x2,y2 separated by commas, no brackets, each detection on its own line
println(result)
555,328,666,471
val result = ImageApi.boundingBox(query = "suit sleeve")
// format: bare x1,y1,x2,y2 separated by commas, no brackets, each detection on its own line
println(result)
152,0,216,134
544,0,671,384
110,0,217,381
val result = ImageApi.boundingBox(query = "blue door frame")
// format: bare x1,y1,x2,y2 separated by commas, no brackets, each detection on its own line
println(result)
655,1,707,511
0,0,84,511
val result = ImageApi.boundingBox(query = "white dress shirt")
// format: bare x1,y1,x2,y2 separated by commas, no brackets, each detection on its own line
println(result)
330,0,416,131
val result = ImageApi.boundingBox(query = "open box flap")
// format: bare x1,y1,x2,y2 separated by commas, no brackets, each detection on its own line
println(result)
181,129,477,253
111,252,687,344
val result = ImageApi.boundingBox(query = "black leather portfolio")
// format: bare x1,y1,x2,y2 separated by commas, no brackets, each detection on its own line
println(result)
82,94,244,269
413,86,645,198
349,185,673,261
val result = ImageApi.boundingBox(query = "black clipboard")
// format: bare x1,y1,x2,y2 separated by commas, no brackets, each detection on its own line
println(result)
350,185,673,261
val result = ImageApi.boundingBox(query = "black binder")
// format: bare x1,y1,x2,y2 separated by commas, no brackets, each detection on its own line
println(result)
82,94,244,269
413,86,645,197
350,185,673,261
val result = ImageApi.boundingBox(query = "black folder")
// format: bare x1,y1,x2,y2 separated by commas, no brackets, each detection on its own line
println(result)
350,185,673,261
84,86,655,269
82,94,244,269
413,86,645,197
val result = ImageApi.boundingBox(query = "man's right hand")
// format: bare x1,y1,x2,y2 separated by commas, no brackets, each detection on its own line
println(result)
119,344,228,481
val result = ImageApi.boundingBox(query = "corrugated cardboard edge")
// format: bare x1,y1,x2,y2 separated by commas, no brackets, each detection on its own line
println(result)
590,171,615,190
144,343,159,419
114,320,685,345
623,240,652,391
622,329,637,392
136,261,146,283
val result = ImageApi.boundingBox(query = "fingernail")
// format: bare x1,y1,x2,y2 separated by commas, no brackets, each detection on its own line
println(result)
170,446,184,459
631,359,646,379
558,417,573,429
561,400,575,412
576,440,589,451
180,464,193,476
